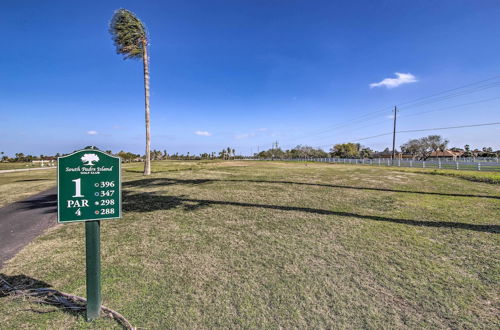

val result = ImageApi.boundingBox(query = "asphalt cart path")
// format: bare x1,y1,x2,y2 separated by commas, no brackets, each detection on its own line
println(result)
0,187,57,268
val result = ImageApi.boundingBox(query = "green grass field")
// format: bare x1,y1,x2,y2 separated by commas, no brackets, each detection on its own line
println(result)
0,168,56,208
1,161,499,328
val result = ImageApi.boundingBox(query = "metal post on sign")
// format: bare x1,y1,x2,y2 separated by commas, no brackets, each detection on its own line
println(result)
57,150,121,323
478,163,481,171
85,220,101,321
456,162,459,170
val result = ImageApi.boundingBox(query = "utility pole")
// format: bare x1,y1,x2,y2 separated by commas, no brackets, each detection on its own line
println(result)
391,106,398,165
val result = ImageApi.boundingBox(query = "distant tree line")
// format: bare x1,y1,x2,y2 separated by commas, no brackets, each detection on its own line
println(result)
256,145,329,159
252,135,499,160
2,137,497,163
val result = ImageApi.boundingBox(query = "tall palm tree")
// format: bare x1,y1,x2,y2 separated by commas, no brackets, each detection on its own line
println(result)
109,8,151,175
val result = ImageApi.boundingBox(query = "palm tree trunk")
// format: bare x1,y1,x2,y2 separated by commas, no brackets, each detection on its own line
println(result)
142,39,151,175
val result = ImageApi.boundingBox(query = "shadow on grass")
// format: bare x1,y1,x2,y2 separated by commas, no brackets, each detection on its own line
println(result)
0,273,85,318
17,193,57,214
15,179,50,182
123,191,500,234
124,167,199,174
124,178,500,200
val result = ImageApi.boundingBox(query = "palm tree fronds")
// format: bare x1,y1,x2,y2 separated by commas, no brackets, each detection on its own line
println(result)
109,9,147,60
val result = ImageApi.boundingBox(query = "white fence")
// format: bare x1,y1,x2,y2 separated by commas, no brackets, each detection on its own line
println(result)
256,158,500,172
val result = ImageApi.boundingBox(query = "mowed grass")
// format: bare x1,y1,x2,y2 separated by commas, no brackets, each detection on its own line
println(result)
380,166,500,184
0,168,56,207
1,161,499,329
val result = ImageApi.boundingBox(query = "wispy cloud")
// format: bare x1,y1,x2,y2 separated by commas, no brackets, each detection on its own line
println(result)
370,72,417,89
87,130,98,135
194,131,212,136
235,132,256,140
234,127,270,140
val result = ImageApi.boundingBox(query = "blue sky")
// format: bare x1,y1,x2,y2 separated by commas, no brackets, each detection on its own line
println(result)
1,0,500,156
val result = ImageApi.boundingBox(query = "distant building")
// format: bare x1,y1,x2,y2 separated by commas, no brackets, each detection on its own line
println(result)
428,150,464,160
32,159,56,167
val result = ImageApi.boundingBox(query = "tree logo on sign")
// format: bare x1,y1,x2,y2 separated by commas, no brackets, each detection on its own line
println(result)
81,153,100,166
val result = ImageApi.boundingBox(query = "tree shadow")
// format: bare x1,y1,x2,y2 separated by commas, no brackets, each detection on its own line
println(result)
15,179,50,182
124,177,500,200
0,274,51,297
123,178,210,188
0,273,85,318
17,193,57,214
123,191,499,234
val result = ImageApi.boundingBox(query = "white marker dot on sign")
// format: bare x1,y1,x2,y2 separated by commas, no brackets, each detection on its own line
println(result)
95,201,99,205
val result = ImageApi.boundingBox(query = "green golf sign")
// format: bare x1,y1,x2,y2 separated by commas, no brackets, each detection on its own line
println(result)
57,149,122,321
58,150,121,223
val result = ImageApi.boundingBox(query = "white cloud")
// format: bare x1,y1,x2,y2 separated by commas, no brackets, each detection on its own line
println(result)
194,131,212,136
87,130,98,135
370,72,417,89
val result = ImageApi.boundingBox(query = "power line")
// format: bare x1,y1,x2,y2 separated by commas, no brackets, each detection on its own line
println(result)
391,106,398,163
399,81,500,110
286,75,500,144
398,96,500,119
397,74,500,107
309,95,500,143
257,120,500,152
271,75,500,147
314,122,500,150
397,122,500,134
254,74,500,153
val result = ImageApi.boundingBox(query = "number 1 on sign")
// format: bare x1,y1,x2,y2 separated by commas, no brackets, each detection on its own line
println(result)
72,178,84,197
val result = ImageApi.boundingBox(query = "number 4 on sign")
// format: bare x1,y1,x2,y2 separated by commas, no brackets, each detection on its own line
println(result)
75,208,82,216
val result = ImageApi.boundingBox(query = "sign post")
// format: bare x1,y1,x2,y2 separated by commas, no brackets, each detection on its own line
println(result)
58,150,121,321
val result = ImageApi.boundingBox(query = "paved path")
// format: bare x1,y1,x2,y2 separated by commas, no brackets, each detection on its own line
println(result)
0,167,56,174
0,187,57,268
